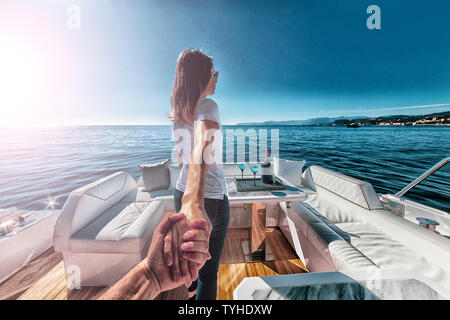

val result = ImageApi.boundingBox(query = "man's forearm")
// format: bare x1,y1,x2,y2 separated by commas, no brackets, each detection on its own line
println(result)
99,261,160,300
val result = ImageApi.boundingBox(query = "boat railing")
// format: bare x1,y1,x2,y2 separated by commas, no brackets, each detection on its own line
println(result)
395,157,449,198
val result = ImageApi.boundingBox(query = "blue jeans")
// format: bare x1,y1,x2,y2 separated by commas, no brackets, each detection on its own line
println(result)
174,189,230,300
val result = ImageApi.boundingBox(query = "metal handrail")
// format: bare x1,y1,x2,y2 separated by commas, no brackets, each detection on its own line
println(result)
395,157,450,198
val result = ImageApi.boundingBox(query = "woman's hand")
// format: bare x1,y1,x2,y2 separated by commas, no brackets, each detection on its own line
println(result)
165,217,192,287
181,207,212,281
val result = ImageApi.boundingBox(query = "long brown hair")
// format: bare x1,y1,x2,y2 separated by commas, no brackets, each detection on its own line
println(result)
171,49,213,124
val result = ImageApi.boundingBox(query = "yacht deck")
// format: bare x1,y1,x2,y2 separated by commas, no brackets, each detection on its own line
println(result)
0,227,307,300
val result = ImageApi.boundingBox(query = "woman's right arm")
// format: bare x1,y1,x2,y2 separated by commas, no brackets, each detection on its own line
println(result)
181,119,219,230
165,119,220,283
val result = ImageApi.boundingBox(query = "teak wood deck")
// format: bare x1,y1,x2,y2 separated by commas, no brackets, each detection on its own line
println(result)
0,227,307,300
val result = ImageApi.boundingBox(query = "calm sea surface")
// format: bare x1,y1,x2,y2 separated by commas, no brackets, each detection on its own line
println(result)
0,125,448,212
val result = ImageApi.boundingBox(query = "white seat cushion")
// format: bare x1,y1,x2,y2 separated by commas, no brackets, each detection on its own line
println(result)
138,159,170,192
302,189,364,224
71,200,165,254
333,222,443,281
274,158,305,186
120,187,174,203
328,240,379,270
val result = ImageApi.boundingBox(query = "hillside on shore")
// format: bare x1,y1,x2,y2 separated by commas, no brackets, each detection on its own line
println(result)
236,111,450,126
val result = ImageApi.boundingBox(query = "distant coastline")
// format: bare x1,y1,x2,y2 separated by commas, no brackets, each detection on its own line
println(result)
236,111,450,127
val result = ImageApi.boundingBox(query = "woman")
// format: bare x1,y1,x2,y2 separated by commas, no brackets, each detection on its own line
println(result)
169,49,229,300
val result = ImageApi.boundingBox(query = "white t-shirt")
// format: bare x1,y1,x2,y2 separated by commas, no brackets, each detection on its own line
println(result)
172,98,226,200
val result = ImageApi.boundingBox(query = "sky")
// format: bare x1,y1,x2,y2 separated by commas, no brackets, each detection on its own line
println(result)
0,0,449,126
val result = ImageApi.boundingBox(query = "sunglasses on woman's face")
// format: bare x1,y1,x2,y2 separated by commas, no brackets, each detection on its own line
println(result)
213,70,219,80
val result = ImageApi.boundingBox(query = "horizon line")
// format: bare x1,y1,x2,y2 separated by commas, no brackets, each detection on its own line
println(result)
1,105,448,128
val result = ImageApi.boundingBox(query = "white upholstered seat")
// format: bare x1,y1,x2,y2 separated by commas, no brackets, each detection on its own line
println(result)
71,201,164,254
279,165,450,290
53,171,173,286
120,187,175,203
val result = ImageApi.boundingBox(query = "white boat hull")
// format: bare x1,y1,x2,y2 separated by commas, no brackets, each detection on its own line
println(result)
0,210,60,283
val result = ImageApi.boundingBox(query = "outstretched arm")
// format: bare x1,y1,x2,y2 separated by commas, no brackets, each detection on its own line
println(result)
182,119,219,225
99,212,209,300
98,260,161,300
165,119,220,283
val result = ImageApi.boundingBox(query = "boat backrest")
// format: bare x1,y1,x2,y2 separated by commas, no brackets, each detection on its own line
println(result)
54,172,137,252
302,166,384,211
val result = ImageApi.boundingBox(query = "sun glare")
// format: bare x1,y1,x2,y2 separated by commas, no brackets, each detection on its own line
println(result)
45,197,58,210
0,35,50,127
0,2,69,128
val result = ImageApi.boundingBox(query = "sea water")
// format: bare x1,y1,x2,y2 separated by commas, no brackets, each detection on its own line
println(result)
0,125,448,212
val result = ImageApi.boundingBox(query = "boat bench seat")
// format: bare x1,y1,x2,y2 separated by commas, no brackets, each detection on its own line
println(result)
332,222,439,273
70,200,165,254
282,198,379,272
54,171,176,286
280,165,450,289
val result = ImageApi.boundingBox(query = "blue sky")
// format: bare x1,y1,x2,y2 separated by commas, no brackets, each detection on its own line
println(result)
1,0,449,125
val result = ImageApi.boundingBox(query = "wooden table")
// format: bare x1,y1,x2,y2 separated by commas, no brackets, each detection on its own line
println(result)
225,176,307,261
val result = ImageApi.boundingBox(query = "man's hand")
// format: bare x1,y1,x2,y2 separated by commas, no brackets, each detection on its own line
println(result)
100,212,192,300
144,212,189,293
164,202,212,286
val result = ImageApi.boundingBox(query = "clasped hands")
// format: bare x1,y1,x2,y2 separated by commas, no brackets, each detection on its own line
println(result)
144,204,212,293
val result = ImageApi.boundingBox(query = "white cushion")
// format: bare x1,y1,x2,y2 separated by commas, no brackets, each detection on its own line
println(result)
120,187,175,203
138,159,170,192
365,209,450,289
303,188,364,223
85,172,132,201
137,163,179,190
333,222,443,282
274,158,306,186
71,201,165,254
328,240,379,270
307,166,384,210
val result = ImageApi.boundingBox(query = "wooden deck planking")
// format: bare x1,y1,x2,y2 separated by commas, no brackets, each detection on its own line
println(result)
217,262,278,300
0,248,63,300
266,227,303,262
219,228,249,264
217,227,307,300
19,261,67,300
17,260,184,300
